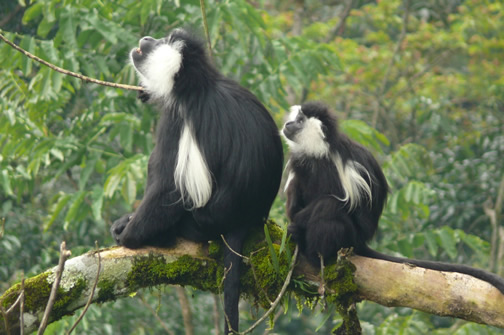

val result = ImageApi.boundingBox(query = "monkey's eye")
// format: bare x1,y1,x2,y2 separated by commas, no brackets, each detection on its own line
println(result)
296,115,305,124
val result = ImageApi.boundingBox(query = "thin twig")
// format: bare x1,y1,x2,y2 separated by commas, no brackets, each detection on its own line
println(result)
498,228,504,276
138,294,176,335
219,263,233,334
221,235,249,261
212,294,221,335
176,287,194,335
325,0,354,42
5,289,23,314
237,245,299,335
0,5,22,27
262,307,284,335
37,242,71,335
318,253,325,298
19,277,25,335
0,302,10,335
199,0,213,60
0,32,143,91
318,253,328,311
0,217,5,238
66,242,102,335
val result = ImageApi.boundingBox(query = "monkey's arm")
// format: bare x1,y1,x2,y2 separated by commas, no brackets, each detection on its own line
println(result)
285,176,304,220
287,195,328,245
288,196,356,264
110,183,185,248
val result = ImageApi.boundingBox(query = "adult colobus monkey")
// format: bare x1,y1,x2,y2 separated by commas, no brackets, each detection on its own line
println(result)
282,101,504,294
111,29,284,333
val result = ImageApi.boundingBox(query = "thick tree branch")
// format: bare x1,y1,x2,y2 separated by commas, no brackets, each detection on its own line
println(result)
324,0,354,42
1,240,503,335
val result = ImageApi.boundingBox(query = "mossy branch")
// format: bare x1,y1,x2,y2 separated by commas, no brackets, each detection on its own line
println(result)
1,239,504,335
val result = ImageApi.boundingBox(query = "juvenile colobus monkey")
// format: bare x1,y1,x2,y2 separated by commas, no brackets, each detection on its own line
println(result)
110,29,284,333
282,101,504,294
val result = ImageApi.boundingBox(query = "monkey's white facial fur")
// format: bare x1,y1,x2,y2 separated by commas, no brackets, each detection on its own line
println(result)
282,105,329,158
130,36,184,100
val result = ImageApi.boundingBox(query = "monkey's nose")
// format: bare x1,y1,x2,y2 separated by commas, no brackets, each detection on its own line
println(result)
141,36,155,43
139,36,156,55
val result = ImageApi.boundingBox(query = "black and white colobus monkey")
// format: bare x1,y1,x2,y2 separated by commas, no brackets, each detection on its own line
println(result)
282,101,504,294
110,29,284,333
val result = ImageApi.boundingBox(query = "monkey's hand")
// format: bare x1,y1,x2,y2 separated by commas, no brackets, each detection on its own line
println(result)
138,90,151,103
287,223,302,243
110,214,141,248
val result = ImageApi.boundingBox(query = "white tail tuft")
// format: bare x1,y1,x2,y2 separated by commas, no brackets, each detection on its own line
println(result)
331,154,372,211
174,123,213,208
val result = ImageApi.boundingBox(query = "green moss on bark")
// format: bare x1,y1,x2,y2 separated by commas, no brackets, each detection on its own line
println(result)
240,245,291,308
324,254,360,335
127,254,222,293
97,280,116,303
1,272,52,313
0,272,86,333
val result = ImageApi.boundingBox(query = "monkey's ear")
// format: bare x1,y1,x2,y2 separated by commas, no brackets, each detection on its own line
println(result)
138,90,151,103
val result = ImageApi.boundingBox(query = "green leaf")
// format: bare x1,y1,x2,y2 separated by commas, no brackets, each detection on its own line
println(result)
264,224,279,273
119,124,133,152
64,190,86,230
20,36,35,76
51,69,63,92
397,238,413,258
437,227,458,260
100,113,141,126
22,2,44,24
37,16,55,38
50,148,64,161
104,173,121,198
458,230,490,261
422,230,438,257
140,0,152,26
383,143,431,187
121,172,137,205
0,169,13,196
376,312,431,335
59,13,78,49
78,153,99,190
44,193,72,230
90,185,104,221
341,119,389,153
85,13,118,44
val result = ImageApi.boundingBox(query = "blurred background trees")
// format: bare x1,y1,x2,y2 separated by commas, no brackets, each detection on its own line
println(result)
1,0,503,333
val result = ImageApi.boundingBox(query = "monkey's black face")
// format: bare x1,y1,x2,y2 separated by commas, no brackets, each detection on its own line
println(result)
130,36,160,70
129,30,188,100
282,110,306,141
282,104,330,157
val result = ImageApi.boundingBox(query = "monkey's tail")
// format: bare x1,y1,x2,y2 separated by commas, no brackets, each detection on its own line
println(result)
357,245,504,294
222,230,246,334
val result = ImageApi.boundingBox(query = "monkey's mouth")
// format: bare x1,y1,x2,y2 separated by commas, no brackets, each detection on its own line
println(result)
131,45,146,67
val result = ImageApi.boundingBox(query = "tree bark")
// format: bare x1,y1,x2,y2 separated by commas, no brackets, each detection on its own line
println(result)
0,240,503,335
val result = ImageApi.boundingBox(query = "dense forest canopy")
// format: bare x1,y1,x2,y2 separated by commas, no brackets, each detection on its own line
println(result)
1,0,503,333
